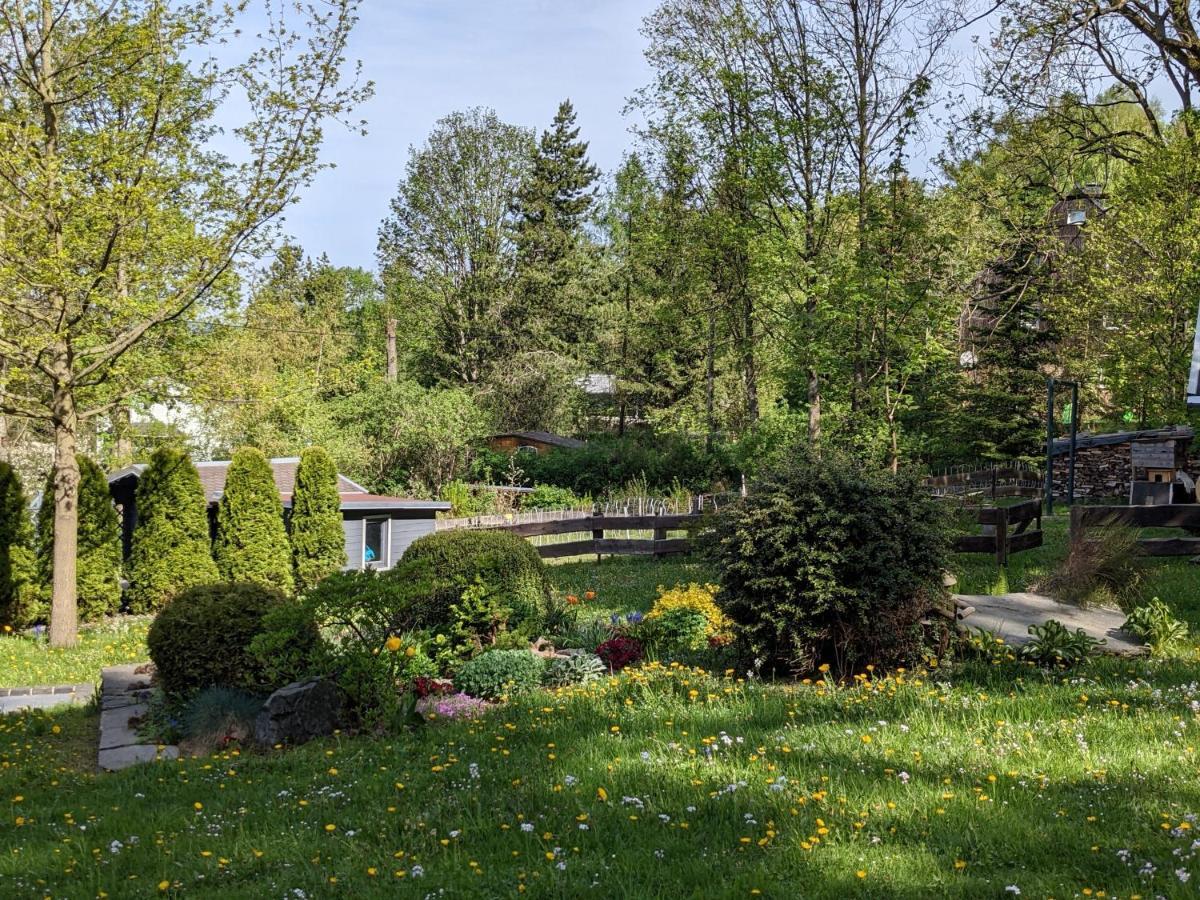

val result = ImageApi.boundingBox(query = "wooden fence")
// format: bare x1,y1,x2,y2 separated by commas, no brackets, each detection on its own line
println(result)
951,498,1044,565
1069,504,1200,557
923,463,1043,500
477,512,701,559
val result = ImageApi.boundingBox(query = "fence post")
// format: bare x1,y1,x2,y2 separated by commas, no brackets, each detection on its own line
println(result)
995,506,1008,568
1069,505,1083,543
592,509,603,563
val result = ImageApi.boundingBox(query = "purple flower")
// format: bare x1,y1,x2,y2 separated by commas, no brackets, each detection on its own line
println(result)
627,612,644,625
416,692,490,721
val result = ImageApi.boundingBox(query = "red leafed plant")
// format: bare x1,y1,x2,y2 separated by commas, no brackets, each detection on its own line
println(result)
411,676,454,698
596,635,644,671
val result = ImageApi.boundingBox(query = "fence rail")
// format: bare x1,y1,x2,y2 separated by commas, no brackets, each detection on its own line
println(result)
923,463,1043,500
951,498,1044,565
441,510,703,559
1070,504,1200,556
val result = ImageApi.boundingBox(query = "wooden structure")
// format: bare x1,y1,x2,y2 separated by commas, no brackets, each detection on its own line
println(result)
1070,504,1200,557
488,431,585,455
481,511,698,559
923,462,1042,500
951,499,1044,566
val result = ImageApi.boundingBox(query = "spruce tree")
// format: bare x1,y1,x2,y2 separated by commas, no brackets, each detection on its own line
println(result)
0,463,36,626
289,446,345,591
214,447,294,596
127,447,219,613
36,457,122,622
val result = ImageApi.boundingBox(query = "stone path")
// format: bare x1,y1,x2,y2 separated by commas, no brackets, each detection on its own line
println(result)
0,683,94,714
98,664,178,772
955,592,1146,655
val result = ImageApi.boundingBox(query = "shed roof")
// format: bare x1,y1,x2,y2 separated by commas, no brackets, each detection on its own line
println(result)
492,431,585,450
1049,425,1194,457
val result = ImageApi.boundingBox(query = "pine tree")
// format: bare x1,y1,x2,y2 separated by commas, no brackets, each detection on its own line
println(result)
511,99,600,353
127,447,219,613
0,463,36,626
214,447,295,596
36,457,122,622
289,446,345,591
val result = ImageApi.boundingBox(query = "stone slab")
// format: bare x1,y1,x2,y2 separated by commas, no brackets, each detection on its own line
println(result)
102,688,153,711
955,592,1146,655
98,744,178,772
99,703,148,750
101,664,153,696
0,683,93,715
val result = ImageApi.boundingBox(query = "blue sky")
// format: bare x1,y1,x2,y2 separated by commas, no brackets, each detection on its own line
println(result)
268,0,657,271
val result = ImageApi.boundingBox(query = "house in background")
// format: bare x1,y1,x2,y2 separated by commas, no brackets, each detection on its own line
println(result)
488,431,586,456
107,457,449,571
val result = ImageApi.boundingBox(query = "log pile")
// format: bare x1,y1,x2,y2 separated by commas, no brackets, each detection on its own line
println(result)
1050,445,1131,500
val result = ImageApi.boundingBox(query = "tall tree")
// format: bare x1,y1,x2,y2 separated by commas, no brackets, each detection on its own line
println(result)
289,446,346,592
127,446,219,613
214,447,295,596
377,108,533,385
0,0,368,645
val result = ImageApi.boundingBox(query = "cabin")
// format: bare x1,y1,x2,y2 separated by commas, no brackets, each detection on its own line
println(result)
488,431,585,456
107,457,449,572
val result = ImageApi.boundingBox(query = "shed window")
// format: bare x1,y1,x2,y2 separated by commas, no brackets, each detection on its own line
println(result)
363,517,390,569
1066,210,1086,225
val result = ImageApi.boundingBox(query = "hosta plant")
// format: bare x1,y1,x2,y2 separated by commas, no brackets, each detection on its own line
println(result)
1019,619,1104,668
1123,598,1191,658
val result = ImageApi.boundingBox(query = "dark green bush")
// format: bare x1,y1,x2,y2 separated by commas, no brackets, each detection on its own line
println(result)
148,582,299,700
522,484,582,510
214,447,294,596
705,449,950,677
399,529,550,634
289,446,346,591
0,463,37,627
454,649,547,699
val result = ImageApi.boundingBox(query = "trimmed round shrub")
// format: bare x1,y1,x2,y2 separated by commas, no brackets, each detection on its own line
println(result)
705,449,950,677
398,529,550,632
127,447,219,613
147,582,297,699
454,649,547,700
35,456,122,623
214,447,294,596
289,446,346,591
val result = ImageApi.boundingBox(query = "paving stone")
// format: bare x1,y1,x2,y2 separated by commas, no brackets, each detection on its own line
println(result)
101,664,153,696
99,703,148,750
102,688,152,710
98,744,178,772
955,592,1145,655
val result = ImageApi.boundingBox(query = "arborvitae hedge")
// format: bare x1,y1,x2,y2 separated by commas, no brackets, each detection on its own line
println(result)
35,456,122,622
214,447,294,596
289,446,345,592
126,447,219,613
0,463,36,626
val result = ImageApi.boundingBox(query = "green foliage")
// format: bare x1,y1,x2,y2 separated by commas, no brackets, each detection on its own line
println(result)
1018,619,1104,668
454,649,547,700
34,457,122,623
1123,598,1191,658
545,652,606,687
645,607,710,654
126,447,219,614
147,582,293,700
399,529,550,635
289,446,346,591
705,449,951,676
440,480,500,517
1032,524,1142,607
214,447,294,596
0,463,36,628
522,484,583,511
179,687,263,744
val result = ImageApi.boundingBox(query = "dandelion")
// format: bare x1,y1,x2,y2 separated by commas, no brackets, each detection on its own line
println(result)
384,635,402,652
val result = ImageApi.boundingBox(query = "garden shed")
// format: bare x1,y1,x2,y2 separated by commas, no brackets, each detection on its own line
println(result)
107,457,448,571
488,431,585,455
1049,425,1195,500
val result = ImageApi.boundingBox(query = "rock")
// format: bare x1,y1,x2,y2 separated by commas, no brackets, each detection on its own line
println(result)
529,637,558,658
254,679,342,747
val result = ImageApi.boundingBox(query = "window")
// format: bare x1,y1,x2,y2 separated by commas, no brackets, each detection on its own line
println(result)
516,444,539,456
1066,209,1086,225
363,517,390,569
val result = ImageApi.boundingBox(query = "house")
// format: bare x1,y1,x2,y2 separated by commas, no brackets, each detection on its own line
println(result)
107,457,449,571
488,431,585,456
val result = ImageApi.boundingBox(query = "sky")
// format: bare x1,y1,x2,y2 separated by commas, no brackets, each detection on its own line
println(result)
260,0,658,271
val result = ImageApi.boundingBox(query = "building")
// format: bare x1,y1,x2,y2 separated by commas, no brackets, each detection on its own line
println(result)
1189,298,1200,409
107,457,449,572
488,431,586,456
1049,425,1195,501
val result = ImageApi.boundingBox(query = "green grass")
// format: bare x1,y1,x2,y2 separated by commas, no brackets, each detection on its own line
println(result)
548,553,718,621
0,617,150,689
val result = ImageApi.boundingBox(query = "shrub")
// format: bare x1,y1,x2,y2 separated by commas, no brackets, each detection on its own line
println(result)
0,463,37,627
596,635,644,671
1123,598,1191,658
704,449,950,676
148,582,295,700
522,484,582,511
1032,524,1142,607
214,447,294,596
454,649,547,699
399,529,550,634
178,687,263,752
289,446,346,592
1018,619,1104,667
545,652,606,686
35,457,122,623
126,447,220,613
646,583,733,649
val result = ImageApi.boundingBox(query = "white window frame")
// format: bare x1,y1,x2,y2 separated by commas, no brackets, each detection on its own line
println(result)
1066,209,1086,225
362,516,391,570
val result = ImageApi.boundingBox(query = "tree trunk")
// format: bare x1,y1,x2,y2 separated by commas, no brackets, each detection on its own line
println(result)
385,317,398,382
705,308,716,453
807,366,821,446
49,372,80,649
113,405,134,467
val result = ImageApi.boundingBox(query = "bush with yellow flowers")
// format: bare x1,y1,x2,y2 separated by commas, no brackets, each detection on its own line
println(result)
645,583,734,651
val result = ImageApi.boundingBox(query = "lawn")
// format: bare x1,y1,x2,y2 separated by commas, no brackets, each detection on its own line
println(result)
1,540,1197,897
0,617,150,689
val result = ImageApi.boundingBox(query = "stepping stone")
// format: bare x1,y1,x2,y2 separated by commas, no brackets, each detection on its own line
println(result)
97,663,178,772
98,704,148,750
954,592,1146,655
98,744,178,772
0,683,93,715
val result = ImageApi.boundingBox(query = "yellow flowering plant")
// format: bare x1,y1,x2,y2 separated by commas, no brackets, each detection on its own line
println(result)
644,583,734,651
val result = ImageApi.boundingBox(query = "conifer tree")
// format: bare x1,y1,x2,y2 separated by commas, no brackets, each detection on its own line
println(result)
36,457,122,622
289,446,346,591
214,448,295,596
0,463,35,626
127,447,219,613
